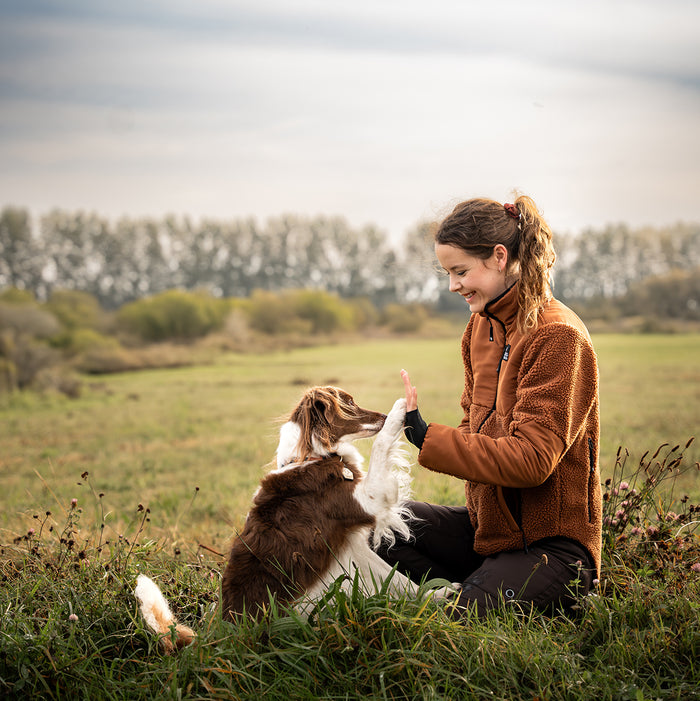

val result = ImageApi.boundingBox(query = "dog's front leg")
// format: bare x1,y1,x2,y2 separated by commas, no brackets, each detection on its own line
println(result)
355,398,413,547
365,397,406,484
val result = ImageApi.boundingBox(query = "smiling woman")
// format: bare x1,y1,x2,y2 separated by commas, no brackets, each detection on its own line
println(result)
385,194,602,621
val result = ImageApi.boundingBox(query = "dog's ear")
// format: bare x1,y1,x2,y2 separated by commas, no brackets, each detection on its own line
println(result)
312,394,334,424
291,388,336,458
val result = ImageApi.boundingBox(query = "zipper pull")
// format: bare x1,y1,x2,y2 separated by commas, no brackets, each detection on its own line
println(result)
489,320,494,342
502,344,510,362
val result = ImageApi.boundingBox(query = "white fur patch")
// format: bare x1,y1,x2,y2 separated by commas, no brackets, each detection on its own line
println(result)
275,421,302,469
135,574,174,634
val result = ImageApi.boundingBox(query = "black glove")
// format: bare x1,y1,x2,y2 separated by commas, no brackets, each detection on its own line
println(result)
404,408,428,449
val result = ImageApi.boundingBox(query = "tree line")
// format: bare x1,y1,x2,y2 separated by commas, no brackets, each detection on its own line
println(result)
1,205,700,317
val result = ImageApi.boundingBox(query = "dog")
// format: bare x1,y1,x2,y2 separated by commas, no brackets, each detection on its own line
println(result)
135,386,417,651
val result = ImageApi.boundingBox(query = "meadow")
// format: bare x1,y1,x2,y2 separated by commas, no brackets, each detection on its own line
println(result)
1,334,699,699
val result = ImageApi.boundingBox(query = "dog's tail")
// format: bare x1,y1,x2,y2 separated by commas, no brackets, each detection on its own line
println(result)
134,574,196,653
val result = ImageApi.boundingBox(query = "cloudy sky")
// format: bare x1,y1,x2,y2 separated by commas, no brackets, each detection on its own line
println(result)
1,0,699,240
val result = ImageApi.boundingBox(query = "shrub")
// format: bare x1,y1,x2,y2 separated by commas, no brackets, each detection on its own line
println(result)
381,302,428,333
244,289,365,336
290,289,355,333
117,290,228,342
45,289,102,331
0,302,60,339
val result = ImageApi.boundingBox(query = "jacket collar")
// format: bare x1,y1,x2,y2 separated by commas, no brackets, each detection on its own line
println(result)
481,281,519,329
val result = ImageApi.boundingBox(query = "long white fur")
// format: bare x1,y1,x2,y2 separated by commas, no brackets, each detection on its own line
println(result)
135,573,175,634
354,398,413,548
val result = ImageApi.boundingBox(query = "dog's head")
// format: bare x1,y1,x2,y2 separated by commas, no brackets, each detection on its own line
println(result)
278,386,386,466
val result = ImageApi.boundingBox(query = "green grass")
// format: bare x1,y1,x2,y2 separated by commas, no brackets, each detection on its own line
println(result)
1,334,699,699
1,334,698,541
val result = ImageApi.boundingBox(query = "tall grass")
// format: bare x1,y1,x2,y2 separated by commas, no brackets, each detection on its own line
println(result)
1,441,698,699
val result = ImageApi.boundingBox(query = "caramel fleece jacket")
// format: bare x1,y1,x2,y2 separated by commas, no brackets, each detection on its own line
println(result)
418,283,603,574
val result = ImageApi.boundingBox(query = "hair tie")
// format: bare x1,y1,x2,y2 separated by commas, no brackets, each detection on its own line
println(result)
504,203,520,220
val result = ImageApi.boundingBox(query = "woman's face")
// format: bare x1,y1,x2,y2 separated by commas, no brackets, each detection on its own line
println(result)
435,243,508,314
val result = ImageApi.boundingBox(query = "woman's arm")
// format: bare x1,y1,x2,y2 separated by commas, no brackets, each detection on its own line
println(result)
418,324,598,488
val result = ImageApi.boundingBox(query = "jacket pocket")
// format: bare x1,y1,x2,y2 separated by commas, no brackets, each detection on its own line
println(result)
496,486,521,532
587,436,597,523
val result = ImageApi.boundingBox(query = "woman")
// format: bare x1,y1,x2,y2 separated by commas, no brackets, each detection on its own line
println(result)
382,195,602,618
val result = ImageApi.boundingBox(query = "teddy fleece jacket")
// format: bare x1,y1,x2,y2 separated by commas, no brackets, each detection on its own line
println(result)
418,283,603,574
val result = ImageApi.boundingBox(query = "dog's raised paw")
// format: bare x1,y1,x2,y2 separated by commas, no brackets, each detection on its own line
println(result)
384,398,406,432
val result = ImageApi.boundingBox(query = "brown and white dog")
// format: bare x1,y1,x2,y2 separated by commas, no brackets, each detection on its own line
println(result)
135,387,416,651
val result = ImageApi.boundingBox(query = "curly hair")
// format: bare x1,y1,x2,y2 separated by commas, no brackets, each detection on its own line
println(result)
434,195,556,334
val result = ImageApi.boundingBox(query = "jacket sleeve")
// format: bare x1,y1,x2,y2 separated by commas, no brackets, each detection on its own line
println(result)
418,323,598,488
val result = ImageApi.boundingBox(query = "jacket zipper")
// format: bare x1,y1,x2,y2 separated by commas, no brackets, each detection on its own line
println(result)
478,305,527,550
476,311,508,434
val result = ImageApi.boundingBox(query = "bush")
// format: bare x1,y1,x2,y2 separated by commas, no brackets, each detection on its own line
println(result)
290,289,355,333
45,289,102,331
0,331,60,391
117,290,228,342
0,302,60,339
381,303,428,333
245,289,358,335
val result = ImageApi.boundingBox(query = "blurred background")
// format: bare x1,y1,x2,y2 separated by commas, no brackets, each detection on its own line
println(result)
2,0,698,236
1,0,699,390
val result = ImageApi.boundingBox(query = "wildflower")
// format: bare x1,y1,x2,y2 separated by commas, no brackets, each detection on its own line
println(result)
666,511,679,522
69,614,78,622
71,498,78,508
691,563,700,574
615,509,625,518
27,528,35,536
631,527,643,536
619,481,629,491
592,578,600,587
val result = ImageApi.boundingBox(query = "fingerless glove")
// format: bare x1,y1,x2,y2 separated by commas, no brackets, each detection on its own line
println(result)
404,408,428,449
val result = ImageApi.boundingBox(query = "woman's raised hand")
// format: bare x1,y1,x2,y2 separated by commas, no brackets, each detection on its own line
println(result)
400,369,418,412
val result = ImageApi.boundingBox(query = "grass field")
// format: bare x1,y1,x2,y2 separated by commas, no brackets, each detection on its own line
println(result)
1,334,699,699
1,334,698,544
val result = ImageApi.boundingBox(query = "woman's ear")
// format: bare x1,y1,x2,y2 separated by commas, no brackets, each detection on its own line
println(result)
492,244,509,272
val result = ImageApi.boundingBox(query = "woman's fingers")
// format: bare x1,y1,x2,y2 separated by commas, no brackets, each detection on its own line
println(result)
400,369,418,411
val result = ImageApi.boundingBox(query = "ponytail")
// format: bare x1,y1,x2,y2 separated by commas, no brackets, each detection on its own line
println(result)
512,195,556,334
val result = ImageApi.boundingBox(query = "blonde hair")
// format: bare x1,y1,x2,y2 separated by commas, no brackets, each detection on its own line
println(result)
434,195,556,334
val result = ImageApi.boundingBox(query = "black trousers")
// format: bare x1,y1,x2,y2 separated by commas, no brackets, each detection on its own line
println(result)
377,501,595,619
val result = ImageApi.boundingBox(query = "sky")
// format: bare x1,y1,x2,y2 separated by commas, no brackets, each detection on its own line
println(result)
1,0,699,241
